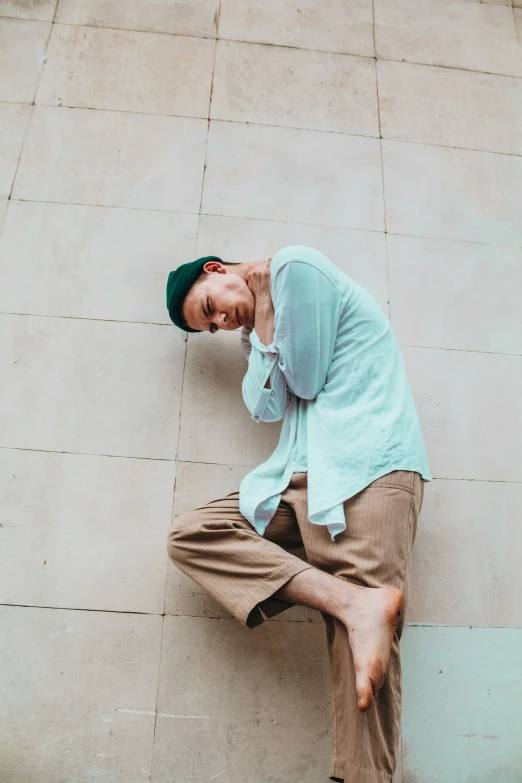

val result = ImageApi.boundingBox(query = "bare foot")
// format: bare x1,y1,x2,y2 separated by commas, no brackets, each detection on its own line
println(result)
340,585,404,713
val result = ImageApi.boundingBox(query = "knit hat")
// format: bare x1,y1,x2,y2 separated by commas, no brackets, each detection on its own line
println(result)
166,256,223,332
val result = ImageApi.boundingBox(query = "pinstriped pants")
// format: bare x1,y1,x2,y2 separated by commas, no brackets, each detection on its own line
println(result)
167,470,425,783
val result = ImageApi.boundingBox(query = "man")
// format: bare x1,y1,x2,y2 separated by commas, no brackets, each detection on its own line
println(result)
165,245,431,782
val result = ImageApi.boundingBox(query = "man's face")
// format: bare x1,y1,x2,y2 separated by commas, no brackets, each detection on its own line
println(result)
182,263,256,333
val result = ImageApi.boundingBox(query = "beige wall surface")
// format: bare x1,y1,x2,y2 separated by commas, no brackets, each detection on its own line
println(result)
1,0,521,781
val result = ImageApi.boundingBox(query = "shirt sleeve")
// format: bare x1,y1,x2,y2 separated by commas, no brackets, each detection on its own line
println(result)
242,331,289,423
240,326,253,361
270,259,342,400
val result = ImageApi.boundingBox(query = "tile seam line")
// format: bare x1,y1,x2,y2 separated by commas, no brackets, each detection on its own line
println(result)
385,229,522,248
38,20,378,63
151,7,219,764
6,109,34,203
1,15,521,79
0,445,175,462
26,102,380,142
0,602,157,615
0,602,327,623
3,199,520,249
8,200,522,246
401,344,522,357
162,460,522,483
6,198,389,234
372,0,390,325
3,449,521,481
0,606,519,630
2,314,520,357
17,102,522,158
45,19,220,44
196,15,219,216
7,197,205,217
0,311,172,326
0,17,377,59
432,477,522,484
378,134,522,159
31,16,54,104
150,613,165,781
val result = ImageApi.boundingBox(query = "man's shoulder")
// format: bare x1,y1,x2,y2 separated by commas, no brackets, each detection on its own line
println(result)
271,246,341,282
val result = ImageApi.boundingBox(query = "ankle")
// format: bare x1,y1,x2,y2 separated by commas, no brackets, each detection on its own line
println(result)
329,578,362,619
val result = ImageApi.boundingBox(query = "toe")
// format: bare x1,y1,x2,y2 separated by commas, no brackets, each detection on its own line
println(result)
356,674,374,713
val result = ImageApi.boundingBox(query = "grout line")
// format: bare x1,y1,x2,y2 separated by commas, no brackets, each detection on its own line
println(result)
153,159,209,729
385,229,522,249
149,271,192,772
176,460,522,483
28,100,211,123
0,4,57,205
3,311,521,358
8,197,522,248
3,453,521,478
2,12,522,80
514,1,519,41
172,458,257,468
372,1,392,325
1,13,522,79
3,197,386,234
0,310,172,327
215,0,222,39
401,343,522,357
31,18,54,104
0,604,328,625
164,344,189,613
432,477,522,484
9,98,522,158
2,601,521,626
0,445,175,462
6,195,204,216
50,19,215,45
149,613,164,783
0,602,157,615
197,10,220,216
7,108,34,201
378,134,522,159
3,197,522,250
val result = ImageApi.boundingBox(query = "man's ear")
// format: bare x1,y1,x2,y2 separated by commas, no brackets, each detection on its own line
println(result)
202,261,226,275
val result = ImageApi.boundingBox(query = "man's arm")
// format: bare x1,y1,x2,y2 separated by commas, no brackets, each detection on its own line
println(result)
271,258,341,400
242,342,288,423
241,259,288,423
246,259,275,386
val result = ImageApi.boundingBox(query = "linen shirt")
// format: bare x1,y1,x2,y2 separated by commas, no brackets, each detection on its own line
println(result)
239,246,431,540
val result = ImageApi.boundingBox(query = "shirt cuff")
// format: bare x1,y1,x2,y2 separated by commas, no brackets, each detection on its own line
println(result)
250,328,277,355
251,387,274,423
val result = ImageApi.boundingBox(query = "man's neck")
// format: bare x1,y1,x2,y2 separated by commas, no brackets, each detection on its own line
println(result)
229,260,261,282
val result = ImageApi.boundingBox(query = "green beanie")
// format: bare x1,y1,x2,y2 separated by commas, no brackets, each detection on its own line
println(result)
166,256,223,332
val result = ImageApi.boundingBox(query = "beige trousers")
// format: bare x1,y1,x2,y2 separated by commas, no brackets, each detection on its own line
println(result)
167,470,424,783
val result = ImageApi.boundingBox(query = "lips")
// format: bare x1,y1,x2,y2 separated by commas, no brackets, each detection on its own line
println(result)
236,308,242,328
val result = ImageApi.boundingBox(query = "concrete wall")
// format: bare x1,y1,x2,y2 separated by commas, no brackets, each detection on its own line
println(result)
1,1,521,781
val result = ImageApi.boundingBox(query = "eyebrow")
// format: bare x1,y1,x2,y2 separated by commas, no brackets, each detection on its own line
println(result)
201,296,209,319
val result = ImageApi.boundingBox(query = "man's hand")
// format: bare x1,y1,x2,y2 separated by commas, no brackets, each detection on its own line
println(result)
246,257,272,302
246,258,275,349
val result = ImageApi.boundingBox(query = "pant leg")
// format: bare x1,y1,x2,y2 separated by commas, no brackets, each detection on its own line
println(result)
167,485,313,629
296,471,425,783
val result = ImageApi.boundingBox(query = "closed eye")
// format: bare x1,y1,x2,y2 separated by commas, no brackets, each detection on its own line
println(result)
204,297,218,333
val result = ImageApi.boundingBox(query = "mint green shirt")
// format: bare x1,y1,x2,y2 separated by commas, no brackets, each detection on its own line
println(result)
240,246,431,540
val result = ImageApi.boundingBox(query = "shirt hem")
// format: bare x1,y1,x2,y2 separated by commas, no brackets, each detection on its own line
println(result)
308,463,432,523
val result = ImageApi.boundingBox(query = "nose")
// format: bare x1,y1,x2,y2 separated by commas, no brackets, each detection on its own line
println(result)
217,311,232,330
